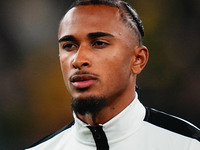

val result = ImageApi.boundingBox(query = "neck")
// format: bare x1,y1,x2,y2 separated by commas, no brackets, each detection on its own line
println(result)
77,91,136,126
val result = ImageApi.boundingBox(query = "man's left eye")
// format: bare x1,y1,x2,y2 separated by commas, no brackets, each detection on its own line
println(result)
92,41,109,48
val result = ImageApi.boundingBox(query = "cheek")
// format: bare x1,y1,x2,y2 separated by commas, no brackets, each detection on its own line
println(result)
101,55,132,84
111,51,132,73
59,54,73,84
59,50,73,71
60,57,69,75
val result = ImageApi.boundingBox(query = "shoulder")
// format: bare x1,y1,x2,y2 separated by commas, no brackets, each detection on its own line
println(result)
26,121,75,149
144,107,200,142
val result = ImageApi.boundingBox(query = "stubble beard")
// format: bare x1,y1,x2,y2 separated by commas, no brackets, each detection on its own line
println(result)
71,96,107,117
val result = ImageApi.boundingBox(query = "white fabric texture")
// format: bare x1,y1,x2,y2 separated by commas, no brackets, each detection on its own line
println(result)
26,93,200,150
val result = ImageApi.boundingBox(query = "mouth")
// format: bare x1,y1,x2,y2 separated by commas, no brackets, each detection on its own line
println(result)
70,74,98,89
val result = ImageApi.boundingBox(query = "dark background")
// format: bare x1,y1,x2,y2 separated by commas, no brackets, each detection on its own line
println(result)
0,0,199,149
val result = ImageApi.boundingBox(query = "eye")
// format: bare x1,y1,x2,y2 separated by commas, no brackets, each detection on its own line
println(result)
92,41,109,49
62,43,77,51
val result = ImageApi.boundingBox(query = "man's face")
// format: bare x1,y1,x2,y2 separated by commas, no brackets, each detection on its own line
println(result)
58,5,139,104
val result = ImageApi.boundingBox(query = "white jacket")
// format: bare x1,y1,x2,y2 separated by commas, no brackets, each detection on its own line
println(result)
26,93,200,150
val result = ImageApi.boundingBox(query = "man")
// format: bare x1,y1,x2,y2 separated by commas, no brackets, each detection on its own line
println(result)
27,0,200,149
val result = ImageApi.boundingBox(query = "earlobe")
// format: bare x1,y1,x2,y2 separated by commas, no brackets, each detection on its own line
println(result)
131,46,149,74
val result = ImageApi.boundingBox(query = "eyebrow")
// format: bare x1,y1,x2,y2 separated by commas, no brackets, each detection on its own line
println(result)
58,35,77,43
87,32,114,39
58,32,114,43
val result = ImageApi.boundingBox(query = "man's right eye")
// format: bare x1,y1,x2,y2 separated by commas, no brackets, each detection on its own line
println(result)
62,43,77,51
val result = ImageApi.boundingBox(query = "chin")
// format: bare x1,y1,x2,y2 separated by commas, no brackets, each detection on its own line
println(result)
72,90,102,99
71,96,107,116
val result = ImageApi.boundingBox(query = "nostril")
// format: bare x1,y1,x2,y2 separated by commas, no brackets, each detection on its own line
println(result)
82,62,88,66
72,59,89,69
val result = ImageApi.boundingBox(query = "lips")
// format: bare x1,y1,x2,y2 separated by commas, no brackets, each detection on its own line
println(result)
70,74,97,89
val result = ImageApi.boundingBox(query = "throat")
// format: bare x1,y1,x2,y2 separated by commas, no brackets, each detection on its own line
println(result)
77,113,97,126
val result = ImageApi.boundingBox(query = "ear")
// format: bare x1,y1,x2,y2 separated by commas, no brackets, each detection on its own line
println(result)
131,46,149,75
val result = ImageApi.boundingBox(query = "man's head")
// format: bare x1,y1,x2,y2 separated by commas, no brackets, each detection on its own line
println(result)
58,0,148,118
63,0,144,45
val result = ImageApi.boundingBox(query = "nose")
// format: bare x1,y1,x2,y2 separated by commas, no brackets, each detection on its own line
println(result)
72,46,90,69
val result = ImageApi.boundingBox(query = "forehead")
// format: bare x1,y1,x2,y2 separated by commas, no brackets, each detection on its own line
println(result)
59,5,131,38
67,4,120,19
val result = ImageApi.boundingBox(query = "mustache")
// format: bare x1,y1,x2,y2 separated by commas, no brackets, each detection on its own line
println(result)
69,71,99,81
